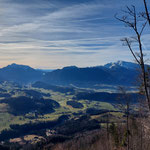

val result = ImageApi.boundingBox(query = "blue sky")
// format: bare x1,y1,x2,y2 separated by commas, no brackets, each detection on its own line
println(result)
0,0,150,69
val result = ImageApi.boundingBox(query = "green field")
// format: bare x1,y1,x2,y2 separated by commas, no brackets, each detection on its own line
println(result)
0,82,120,132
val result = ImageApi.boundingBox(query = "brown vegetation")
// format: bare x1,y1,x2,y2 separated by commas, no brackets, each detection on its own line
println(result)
49,117,150,150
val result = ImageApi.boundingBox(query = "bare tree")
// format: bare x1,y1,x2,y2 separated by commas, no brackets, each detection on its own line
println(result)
143,0,150,25
115,5,150,110
117,86,131,150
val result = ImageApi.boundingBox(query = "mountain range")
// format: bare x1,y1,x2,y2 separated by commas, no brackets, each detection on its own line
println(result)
42,61,140,86
0,61,140,86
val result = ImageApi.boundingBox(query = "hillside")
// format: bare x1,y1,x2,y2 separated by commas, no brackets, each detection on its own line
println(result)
42,61,139,87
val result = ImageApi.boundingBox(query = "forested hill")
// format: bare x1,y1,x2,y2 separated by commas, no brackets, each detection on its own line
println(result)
42,61,139,86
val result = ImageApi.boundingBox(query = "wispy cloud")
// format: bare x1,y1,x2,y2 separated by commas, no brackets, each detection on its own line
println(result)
0,0,149,68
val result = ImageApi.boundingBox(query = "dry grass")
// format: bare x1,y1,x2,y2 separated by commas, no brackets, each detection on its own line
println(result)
52,130,112,150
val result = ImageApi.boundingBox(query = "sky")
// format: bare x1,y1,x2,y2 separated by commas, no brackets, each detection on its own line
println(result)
0,0,150,69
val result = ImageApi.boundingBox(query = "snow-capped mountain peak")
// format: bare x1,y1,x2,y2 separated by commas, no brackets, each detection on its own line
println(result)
104,61,139,70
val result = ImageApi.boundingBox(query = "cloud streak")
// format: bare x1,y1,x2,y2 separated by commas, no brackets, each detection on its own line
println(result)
0,0,149,68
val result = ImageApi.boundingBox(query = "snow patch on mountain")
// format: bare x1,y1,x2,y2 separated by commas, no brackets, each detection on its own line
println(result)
104,61,139,70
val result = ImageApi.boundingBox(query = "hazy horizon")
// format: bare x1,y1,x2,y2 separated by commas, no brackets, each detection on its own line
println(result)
0,0,150,69
0,60,139,70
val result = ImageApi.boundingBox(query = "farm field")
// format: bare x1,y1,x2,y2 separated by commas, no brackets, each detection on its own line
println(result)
0,81,120,132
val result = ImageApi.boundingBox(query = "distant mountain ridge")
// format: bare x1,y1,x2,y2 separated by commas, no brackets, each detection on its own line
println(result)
0,63,44,84
42,61,140,87
5,63,33,70
0,61,142,86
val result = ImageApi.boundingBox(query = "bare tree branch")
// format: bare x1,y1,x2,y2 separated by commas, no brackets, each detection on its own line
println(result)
116,5,150,110
140,21,147,36
143,0,150,25
121,38,140,65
